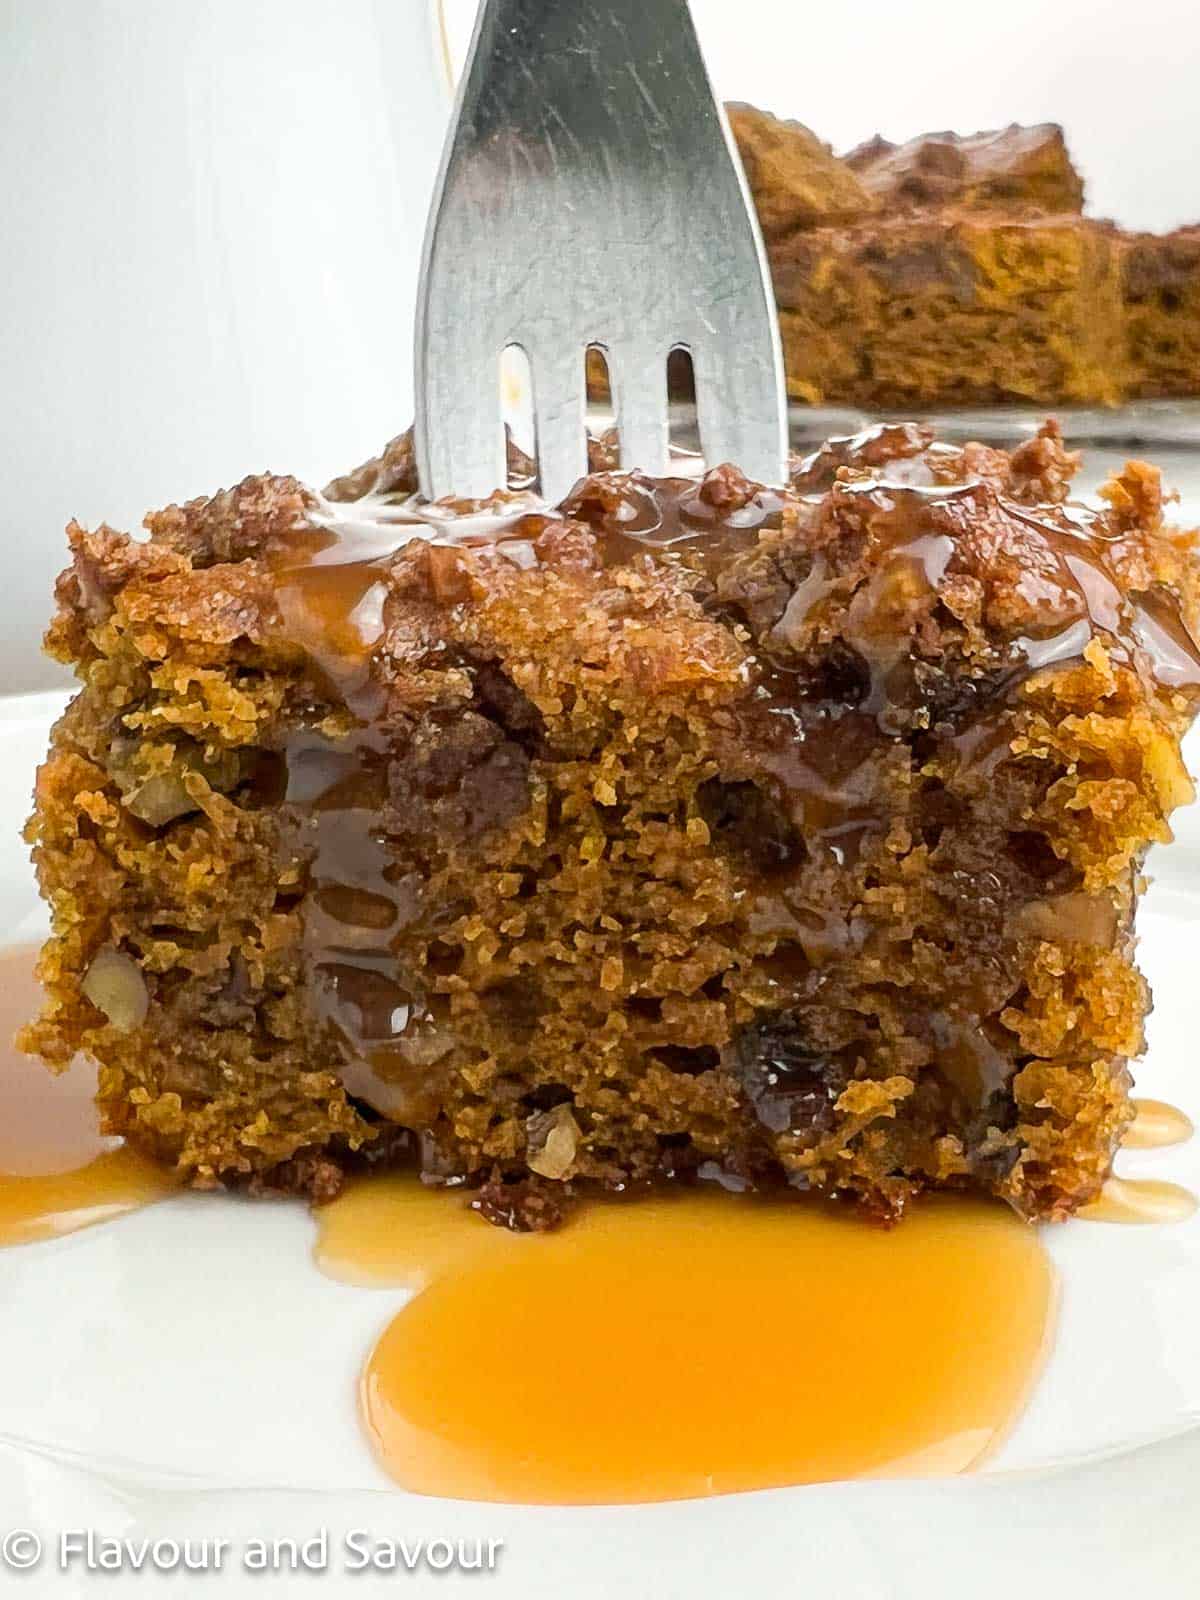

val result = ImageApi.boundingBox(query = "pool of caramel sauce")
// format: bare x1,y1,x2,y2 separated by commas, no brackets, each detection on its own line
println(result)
318,1176,1058,1504
0,947,175,1244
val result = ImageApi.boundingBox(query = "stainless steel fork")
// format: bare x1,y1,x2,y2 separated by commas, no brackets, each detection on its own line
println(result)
413,0,788,505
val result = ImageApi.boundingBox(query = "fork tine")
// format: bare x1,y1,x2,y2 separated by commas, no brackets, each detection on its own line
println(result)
528,345,588,505
610,345,670,478
415,0,788,501
415,343,506,502
692,329,790,488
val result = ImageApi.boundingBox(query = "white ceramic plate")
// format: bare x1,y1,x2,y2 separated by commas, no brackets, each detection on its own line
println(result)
3,673,1200,1597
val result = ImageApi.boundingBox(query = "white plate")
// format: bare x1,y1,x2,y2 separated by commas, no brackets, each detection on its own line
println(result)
3,687,1200,1598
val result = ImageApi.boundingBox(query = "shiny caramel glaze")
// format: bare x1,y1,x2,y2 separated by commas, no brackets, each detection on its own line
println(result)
296,427,1200,703
326,1177,1056,1503
0,948,176,1244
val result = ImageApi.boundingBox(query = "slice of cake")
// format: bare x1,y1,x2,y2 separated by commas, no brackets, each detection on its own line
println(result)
726,105,1200,410
21,422,1200,1226
770,212,1128,410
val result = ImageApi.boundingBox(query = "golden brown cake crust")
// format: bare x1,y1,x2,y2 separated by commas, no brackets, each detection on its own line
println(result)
22,423,1200,1225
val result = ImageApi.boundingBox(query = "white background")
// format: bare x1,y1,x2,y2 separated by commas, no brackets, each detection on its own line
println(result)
2,11,1200,1588
2,0,1199,690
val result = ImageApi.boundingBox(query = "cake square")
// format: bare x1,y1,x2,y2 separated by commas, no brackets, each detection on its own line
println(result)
22,422,1200,1225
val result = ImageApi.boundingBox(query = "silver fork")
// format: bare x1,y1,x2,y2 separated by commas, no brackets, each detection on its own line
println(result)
413,0,787,506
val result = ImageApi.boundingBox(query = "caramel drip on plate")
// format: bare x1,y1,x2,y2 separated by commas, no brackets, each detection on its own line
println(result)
1079,1100,1196,1222
0,946,177,1245
1079,1176,1198,1226
316,1177,1055,1504
0,1152,178,1247
1125,1098,1194,1150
